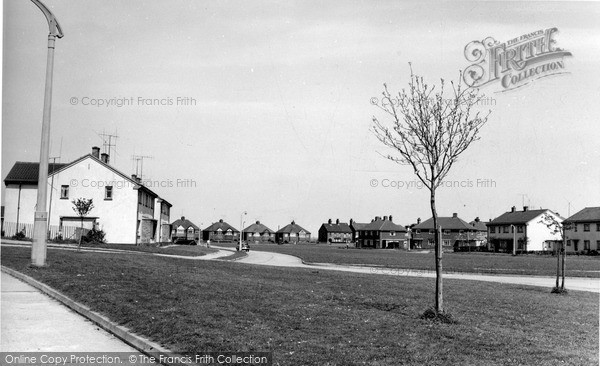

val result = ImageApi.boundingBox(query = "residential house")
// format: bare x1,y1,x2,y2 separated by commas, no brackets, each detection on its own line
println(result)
349,219,368,243
563,207,600,253
357,215,408,249
275,221,311,244
411,213,487,250
202,219,239,242
318,218,352,243
243,221,275,243
170,216,200,244
487,206,563,253
3,147,172,244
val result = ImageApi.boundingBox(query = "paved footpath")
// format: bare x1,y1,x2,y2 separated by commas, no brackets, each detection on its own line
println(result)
233,249,600,293
1,271,137,352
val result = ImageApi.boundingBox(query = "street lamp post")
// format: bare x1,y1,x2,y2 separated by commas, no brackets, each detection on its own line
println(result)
30,0,64,267
239,211,247,250
511,225,516,256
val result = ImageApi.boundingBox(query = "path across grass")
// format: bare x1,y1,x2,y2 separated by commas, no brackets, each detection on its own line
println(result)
1,245,597,365
246,243,600,277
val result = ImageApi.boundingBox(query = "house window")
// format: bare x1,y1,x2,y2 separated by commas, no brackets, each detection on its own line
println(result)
443,239,451,246
490,227,495,233
415,229,420,234
597,241,600,250
390,232,395,236
459,230,464,234
444,230,450,235
517,225,524,233
60,185,69,199
596,224,600,231
429,229,435,234
503,226,509,233
567,240,571,247
584,240,590,250
105,186,113,200
574,224,577,232
511,226,514,233
584,224,590,232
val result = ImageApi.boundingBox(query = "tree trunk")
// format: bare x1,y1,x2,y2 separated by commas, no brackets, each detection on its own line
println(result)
555,243,560,289
561,240,566,290
78,217,83,251
430,188,443,313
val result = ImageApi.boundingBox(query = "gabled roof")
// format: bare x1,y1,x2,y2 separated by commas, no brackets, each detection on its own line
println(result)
204,219,239,233
414,215,485,231
564,207,600,223
171,216,199,230
4,154,162,199
350,222,368,231
244,221,275,234
320,221,352,233
489,209,553,225
4,162,68,184
277,221,311,234
362,218,407,232
469,219,488,231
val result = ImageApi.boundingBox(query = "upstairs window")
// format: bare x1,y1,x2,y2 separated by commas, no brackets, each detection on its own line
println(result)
517,226,524,233
105,186,113,200
584,224,590,232
490,227,495,233
60,185,69,199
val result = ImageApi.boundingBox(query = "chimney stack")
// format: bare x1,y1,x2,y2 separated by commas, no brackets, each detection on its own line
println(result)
132,174,137,181
389,215,393,222
417,218,421,224
100,153,109,164
336,218,340,224
523,206,529,212
256,221,260,224
181,216,185,221
135,177,141,184
383,216,388,221
452,213,458,218
328,219,332,224
92,146,100,158
350,219,354,226
291,220,295,225
475,217,480,222
511,206,516,212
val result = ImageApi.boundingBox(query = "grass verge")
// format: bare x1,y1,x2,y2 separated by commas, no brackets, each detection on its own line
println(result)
1,246,597,365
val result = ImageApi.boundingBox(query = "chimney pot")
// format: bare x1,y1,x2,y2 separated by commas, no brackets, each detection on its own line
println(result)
181,216,185,220
328,219,332,224
135,177,141,184
383,216,388,221
511,206,516,212
417,218,421,224
219,219,223,223
389,215,393,222
453,213,458,218
132,174,137,181
256,221,260,224
92,146,100,158
475,217,480,222
523,206,529,212
336,218,340,224
100,152,109,164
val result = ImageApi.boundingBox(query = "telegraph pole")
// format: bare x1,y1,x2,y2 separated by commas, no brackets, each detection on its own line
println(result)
31,0,64,267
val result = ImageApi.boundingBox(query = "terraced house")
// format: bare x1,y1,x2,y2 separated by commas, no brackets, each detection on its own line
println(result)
318,218,352,243
357,215,408,249
563,207,600,253
202,219,239,242
3,147,172,244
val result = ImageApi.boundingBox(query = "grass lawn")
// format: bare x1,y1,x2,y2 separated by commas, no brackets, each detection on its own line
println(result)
1,246,598,365
246,243,600,278
80,243,218,257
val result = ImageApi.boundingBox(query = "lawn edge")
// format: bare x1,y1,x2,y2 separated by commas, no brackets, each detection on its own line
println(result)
1,265,193,366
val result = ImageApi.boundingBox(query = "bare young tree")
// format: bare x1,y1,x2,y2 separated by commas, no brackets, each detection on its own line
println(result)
539,213,568,293
72,198,95,251
371,66,491,318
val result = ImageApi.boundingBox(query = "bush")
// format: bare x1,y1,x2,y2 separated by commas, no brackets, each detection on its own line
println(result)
82,228,106,244
12,230,28,241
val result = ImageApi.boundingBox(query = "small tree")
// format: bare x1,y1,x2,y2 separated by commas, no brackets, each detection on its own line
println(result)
72,198,94,251
372,66,490,320
539,213,568,294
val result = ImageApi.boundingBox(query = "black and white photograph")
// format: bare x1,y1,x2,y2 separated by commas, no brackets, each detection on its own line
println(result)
1,1,599,365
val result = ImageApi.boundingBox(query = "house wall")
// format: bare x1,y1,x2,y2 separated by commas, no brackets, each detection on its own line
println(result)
565,222,600,252
527,213,562,251
3,184,38,233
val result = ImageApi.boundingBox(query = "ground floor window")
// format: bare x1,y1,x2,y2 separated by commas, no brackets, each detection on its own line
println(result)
584,240,590,250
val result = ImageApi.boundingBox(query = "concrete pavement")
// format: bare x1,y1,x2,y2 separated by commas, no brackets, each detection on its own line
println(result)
0,271,138,352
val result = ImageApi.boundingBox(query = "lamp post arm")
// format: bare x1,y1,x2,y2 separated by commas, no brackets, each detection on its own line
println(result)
30,0,64,38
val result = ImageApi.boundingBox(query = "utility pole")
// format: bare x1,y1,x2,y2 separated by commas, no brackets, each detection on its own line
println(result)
31,0,63,267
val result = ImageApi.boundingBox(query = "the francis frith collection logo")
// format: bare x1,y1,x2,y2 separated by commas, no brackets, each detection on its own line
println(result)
463,27,572,92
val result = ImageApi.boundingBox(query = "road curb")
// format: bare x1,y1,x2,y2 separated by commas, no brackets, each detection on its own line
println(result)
0,265,192,366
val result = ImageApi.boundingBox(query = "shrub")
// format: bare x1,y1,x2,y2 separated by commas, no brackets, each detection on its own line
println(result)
82,228,106,244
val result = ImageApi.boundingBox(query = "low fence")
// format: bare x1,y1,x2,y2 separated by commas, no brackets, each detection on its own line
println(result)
2,221,89,241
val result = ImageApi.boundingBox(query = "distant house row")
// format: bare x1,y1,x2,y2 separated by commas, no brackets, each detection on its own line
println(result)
200,219,311,244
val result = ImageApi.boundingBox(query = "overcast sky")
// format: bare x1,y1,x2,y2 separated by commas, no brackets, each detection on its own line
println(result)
2,1,599,234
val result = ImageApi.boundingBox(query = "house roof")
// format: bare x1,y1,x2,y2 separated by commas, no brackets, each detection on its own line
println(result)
564,207,600,223
414,215,485,231
243,221,275,234
320,221,352,233
488,208,561,225
277,221,311,234
362,218,407,232
469,219,488,231
4,162,69,184
350,222,368,231
171,216,199,230
204,219,239,233
4,154,163,199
